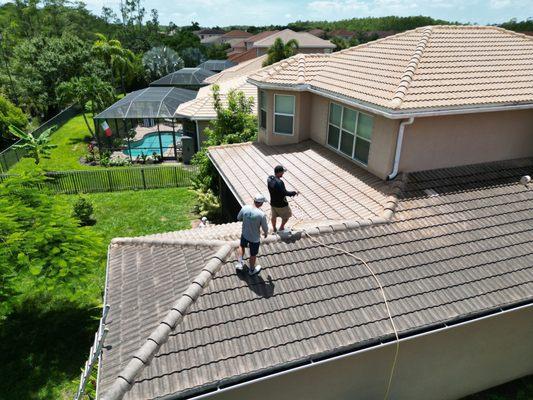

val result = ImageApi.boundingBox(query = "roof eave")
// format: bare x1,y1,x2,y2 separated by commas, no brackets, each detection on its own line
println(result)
156,300,533,400
247,78,533,119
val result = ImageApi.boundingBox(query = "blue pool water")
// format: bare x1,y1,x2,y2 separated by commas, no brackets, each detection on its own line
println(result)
123,132,181,158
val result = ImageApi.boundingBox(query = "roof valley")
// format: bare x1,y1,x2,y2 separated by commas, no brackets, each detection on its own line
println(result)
390,26,434,109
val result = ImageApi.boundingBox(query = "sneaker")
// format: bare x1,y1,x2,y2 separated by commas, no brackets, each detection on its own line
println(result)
248,265,262,276
235,262,244,272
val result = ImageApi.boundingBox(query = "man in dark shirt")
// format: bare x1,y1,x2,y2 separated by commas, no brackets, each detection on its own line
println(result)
267,165,298,232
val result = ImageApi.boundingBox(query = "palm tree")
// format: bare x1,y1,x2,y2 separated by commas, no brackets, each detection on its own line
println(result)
57,76,116,137
263,38,299,67
142,46,184,81
9,125,57,165
92,33,134,95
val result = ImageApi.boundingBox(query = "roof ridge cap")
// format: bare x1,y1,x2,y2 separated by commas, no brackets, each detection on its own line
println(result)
100,244,234,400
390,26,434,109
208,141,253,150
110,237,231,248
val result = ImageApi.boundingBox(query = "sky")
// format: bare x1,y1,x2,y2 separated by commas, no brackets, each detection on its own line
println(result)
7,0,533,26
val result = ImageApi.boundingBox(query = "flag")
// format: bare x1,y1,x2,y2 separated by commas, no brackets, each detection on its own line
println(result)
101,121,112,137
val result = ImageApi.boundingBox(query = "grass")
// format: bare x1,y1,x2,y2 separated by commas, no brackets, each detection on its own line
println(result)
10,114,96,173
0,187,198,400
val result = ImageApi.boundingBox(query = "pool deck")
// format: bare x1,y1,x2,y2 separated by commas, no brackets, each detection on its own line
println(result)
133,123,182,141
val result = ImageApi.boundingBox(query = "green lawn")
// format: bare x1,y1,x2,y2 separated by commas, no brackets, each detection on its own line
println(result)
10,114,96,173
0,187,197,400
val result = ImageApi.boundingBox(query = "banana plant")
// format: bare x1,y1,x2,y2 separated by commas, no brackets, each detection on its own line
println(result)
9,125,57,165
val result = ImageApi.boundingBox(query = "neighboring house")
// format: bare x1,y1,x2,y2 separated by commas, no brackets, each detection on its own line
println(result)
96,25,533,400
228,29,335,63
176,56,266,149
216,29,253,47
308,28,325,38
195,28,226,40
149,68,215,90
254,29,335,55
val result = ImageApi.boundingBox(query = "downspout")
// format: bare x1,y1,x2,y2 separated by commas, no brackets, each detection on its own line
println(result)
195,121,200,152
387,117,414,180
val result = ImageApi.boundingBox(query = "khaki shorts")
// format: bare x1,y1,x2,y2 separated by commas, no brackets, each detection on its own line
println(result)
271,205,292,220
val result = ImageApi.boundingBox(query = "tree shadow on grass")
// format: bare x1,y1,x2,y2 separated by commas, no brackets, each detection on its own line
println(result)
0,298,100,399
68,134,92,146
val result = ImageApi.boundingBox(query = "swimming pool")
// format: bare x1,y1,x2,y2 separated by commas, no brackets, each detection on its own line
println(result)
123,132,181,158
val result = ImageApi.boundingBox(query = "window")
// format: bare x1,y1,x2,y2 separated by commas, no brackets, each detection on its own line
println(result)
259,90,267,129
274,94,295,135
327,102,374,165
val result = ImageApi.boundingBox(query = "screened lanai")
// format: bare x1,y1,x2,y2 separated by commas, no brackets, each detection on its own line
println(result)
149,68,215,90
93,87,198,163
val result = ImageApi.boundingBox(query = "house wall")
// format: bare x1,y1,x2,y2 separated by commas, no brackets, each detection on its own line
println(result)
258,90,399,180
399,109,533,172
206,305,533,400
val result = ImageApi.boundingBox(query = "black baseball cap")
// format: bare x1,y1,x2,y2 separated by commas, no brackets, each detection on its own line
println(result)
274,165,287,174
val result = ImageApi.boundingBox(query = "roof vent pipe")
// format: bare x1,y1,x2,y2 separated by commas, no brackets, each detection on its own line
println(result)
388,117,414,180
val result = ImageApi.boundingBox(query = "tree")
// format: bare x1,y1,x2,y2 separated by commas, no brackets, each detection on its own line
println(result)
205,43,230,60
0,172,102,317
263,38,299,66
92,33,134,94
57,75,116,136
192,85,257,193
142,46,184,81
180,47,204,67
10,33,105,118
9,125,57,164
0,95,28,140
330,36,348,52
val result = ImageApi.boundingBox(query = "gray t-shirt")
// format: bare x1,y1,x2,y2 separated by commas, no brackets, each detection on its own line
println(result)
237,205,268,243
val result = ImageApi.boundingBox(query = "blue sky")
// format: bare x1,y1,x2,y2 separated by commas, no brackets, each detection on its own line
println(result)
11,0,533,26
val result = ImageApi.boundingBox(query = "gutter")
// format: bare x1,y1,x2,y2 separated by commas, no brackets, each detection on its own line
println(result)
246,79,533,119
164,300,533,400
388,117,414,180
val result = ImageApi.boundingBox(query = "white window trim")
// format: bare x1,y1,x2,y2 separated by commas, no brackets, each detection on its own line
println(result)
259,90,267,130
273,94,295,136
326,101,373,166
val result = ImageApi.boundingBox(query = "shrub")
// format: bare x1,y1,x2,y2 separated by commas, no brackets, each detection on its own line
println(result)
0,172,102,317
194,188,221,220
72,196,96,226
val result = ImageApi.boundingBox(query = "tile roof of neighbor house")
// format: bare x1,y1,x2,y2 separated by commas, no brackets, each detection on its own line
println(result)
98,157,533,400
248,25,533,114
254,29,336,49
231,30,280,50
227,47,258,63
176,76,258,120
208,141,393,222
197,28,226,35
308,28,325,38
149,68,215,87
222,29,253,38
203,55,267,84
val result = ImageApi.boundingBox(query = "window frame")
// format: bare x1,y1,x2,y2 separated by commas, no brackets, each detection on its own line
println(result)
259,90,267,130
273,94,295,136
326,101,373,166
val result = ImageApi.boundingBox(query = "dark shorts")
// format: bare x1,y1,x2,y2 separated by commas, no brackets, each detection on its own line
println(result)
240,236,260,256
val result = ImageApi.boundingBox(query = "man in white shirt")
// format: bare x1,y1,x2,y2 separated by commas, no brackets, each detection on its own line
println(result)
235,194,269,275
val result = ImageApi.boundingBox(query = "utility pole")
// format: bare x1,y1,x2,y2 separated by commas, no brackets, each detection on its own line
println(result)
0,32,18,105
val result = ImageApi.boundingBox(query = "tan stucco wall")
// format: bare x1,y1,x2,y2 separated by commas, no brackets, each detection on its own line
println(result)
197,120,211,146
258,89,311,146
399,109,533,172
207,305,533,400
260,90,399,180
307,93,399,179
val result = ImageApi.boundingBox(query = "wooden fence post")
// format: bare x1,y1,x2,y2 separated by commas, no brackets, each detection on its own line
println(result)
141,168,146,189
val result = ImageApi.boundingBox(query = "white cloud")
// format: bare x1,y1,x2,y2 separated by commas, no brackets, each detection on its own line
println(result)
489,0,511,9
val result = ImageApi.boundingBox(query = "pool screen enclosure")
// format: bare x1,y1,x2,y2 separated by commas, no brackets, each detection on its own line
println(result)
93,87,197,161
